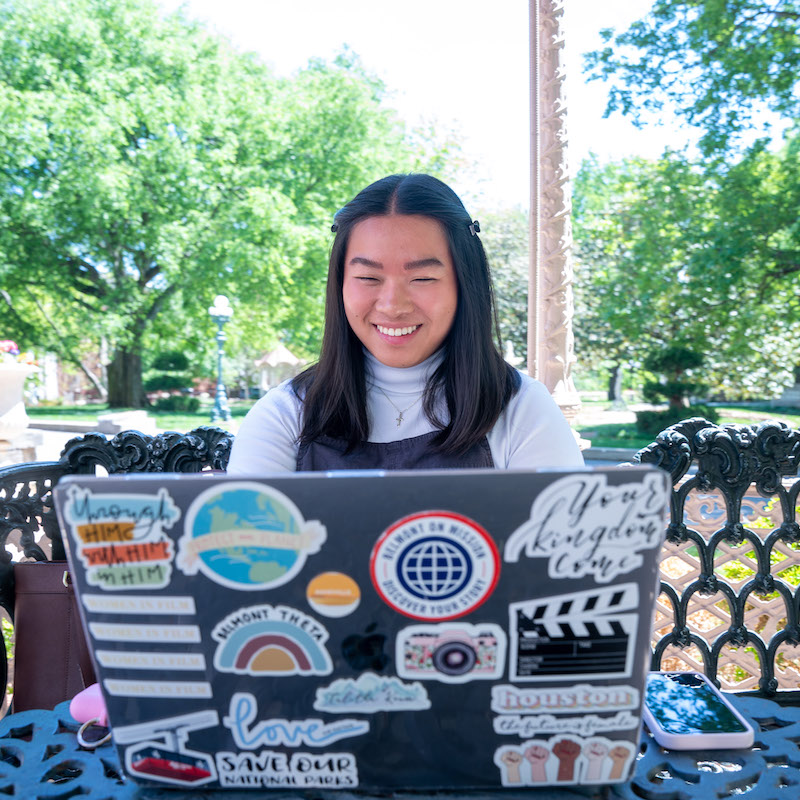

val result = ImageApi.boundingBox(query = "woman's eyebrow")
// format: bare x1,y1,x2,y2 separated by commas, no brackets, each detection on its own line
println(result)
347,257,445,269
348,257,382,268
405,258,445,269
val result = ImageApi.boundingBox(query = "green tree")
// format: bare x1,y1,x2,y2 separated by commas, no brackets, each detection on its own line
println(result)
480,207,530,366
585,0,800,155
0,0,445,406
572,154,710,394
573,146,800,400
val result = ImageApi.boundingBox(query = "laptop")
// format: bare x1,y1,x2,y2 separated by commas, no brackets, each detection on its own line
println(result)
53,465,668,791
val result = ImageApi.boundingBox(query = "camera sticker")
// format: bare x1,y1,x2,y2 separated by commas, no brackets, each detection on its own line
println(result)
509,584,639,682
306,572,361,618
216,751,358,789
504,472,666,583
61,484,180,590
494,735,635,785
213,604,333,676
223,692,369,748
370,511,500,621
176,481,326,590
314,673,431,713
396,622,507,683
115,711,219,788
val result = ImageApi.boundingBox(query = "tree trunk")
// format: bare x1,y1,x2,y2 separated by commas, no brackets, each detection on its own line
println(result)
607,363,624,404
107,347,145,408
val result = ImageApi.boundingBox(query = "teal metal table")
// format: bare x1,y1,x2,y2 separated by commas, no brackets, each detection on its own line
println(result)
0,696,797,799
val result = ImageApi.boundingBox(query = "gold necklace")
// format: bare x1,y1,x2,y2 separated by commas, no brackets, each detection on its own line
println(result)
375,387,423,427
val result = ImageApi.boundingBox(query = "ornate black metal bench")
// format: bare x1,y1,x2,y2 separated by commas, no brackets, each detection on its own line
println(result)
635,417,800,698
0,426,234,710
1,417,799,711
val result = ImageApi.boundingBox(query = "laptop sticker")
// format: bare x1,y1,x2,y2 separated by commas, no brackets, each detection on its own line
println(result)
494,736,635,785
89,621,201,643
313,673,431,713
62,484,180,590
491,684,640,715
492,679,640,739
306,572,361,617
223,692,369,748
493,710,639,738
370,511,500,621
103,678,212,699
95,650,206,671
396,622,507,683
509,584,639,682
82,593,196,614
216,751,359,789
115,711,218,788
504,472,666,582
176,481,326,590
213,604,333,676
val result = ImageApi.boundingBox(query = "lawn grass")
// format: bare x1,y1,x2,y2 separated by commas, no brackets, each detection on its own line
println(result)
27,399,255,433
577,403,800,450
28,398,800,447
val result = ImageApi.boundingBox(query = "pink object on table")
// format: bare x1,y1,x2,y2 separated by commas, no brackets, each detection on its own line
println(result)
69,683,108,727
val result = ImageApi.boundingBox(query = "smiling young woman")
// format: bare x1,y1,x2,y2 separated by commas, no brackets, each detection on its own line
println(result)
228,173,582,473
342,215,458,370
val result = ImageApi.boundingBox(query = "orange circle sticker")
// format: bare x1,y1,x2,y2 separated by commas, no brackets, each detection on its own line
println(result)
306,572,361,618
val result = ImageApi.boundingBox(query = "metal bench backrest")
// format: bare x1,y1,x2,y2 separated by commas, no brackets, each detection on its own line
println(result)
634,417,800,696
0,427,234,703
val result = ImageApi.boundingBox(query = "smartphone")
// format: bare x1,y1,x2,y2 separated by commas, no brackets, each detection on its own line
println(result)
642,671,755,750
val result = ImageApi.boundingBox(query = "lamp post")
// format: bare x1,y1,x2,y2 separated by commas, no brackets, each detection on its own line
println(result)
208,295,233,424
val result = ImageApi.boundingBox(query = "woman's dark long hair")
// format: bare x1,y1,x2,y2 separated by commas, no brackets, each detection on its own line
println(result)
293,173,520,454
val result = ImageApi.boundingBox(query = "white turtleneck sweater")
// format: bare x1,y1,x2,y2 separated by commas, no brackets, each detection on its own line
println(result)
227,351,583,474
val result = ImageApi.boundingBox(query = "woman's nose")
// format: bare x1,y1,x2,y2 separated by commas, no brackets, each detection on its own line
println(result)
375,281,413,315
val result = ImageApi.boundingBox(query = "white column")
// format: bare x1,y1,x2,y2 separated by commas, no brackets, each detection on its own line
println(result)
528,0,581,422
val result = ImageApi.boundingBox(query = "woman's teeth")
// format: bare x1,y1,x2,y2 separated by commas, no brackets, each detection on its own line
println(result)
377,325,419,337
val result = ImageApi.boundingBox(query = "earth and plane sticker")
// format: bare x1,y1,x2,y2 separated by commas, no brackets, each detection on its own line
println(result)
59,473,660,787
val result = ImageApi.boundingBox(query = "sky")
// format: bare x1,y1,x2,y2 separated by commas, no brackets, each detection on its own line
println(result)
160,0,683,211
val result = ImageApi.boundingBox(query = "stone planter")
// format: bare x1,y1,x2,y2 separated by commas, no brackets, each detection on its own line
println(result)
0,363,37,442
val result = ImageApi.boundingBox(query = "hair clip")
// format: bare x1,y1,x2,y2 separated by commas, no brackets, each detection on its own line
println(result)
331,222,339,233
469,220,481,236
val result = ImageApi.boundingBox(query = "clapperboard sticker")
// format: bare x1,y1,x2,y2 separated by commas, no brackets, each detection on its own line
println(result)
509,584,639,682
504,471,668,583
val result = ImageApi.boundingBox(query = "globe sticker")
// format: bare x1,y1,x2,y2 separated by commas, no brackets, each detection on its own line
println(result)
176,482,326,590
306,572,361,618
370,511,500,621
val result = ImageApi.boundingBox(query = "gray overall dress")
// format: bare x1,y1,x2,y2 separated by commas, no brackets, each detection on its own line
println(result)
296,431,494,471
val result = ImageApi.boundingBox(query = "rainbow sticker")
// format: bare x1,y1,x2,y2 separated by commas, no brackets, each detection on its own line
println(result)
213,604,332,676
176,482,326,590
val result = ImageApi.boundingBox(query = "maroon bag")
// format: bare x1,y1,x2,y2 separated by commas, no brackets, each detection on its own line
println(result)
12,561,96,712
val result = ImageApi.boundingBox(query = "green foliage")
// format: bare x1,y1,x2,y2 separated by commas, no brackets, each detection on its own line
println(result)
0,0,453,406
152,395,199,412
635,405,720,437
642,346,707,408
479,207,529,365
585,0,800,156
151,351,190,372
143,374,187,392
572,145,800,400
